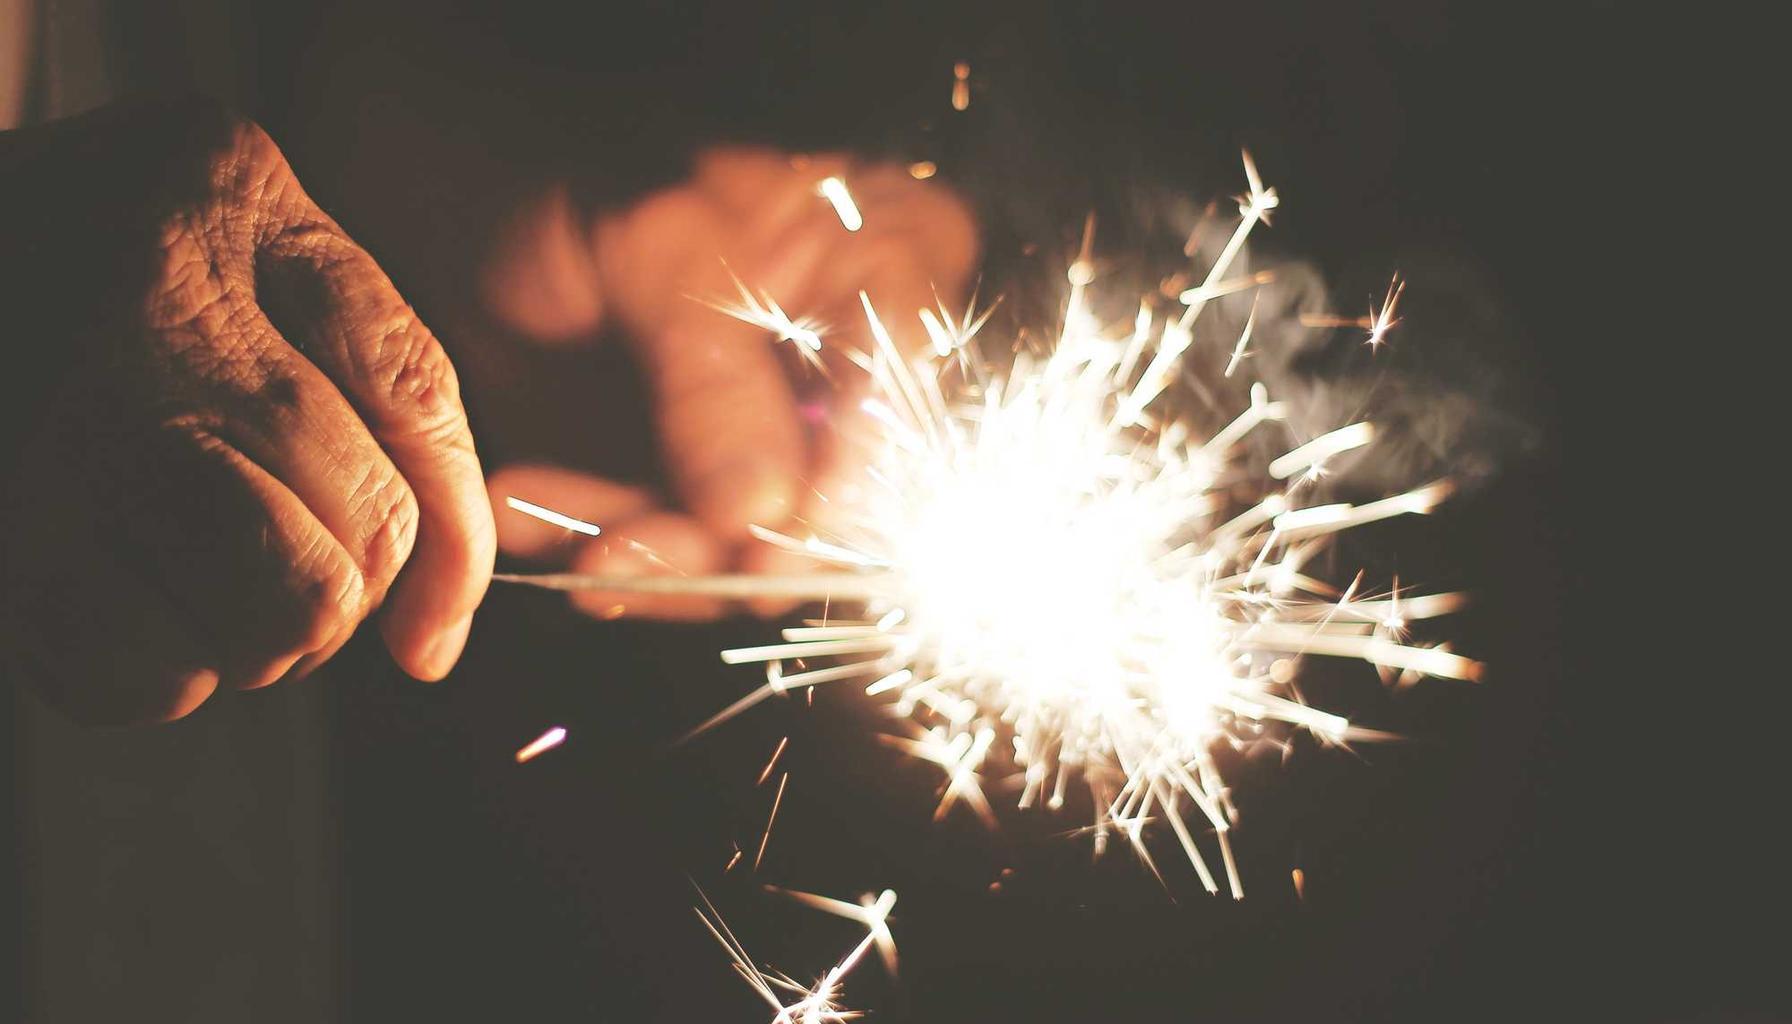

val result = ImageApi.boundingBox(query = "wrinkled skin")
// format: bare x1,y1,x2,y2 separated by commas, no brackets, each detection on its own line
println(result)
481,148,979,619
0,100,496,723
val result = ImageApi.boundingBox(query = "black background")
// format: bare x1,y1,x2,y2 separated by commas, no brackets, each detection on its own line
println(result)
9,2,1765,1021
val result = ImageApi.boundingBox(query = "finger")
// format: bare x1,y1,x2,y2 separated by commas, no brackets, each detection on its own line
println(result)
478,184,608,343
259,219,496,681
636,306,808,541
563,511,727,621
69,411,371,693
156,303,418,599
488,463,656,562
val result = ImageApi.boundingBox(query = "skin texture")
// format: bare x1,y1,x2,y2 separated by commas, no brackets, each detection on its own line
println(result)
0,100,496,724
482,147,979,619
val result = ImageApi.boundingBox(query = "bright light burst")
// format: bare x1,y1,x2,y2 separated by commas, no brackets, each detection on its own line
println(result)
498,154,1481,899
699,154,1479,897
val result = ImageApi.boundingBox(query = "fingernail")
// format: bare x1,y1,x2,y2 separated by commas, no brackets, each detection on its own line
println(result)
419,614,474,681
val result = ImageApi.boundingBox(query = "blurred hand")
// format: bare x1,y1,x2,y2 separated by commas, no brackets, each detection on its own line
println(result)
482,147,977,619
0,100,496,723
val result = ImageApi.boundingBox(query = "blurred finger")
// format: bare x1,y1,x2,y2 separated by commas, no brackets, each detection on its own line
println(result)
634,308,807,541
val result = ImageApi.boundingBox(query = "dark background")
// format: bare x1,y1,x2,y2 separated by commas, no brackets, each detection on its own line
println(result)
9,2,1763,1021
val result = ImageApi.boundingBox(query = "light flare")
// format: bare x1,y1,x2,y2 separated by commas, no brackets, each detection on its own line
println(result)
692,155,1476,894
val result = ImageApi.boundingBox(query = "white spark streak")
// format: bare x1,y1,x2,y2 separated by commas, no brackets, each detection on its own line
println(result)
755,772,789,872
818,176,863,232
700,265,827,369
504,496,600,536
1268,422,1376,479
514,726,566,763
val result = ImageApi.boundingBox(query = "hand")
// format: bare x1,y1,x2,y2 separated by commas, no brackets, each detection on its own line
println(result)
481,147,977,618
0,100,496,723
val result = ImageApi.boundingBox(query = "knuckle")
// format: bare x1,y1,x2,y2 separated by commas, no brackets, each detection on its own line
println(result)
289,539,367,653
353,466,420,586
362,315,468,438
150,98,297,237
149,97,286,198
380,320,453,411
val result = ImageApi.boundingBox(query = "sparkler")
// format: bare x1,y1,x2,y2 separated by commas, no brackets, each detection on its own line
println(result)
499,154,1479,897
1301,272,1406,350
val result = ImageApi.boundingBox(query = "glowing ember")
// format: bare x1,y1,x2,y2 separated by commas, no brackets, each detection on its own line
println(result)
515,725,567,763
951,61,971,111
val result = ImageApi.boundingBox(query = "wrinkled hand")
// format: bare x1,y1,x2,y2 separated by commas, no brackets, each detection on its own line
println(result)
482,148,977,618
0,100,495,723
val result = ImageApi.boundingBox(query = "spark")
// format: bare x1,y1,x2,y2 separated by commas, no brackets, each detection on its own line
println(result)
918,290,999,357
694,885,897,1024
757,736,791,786
700,264,826,369
1365,273,1406,349
514,725,567,763
504,496,600,536
818,177,863,232
755,772,789,872
1268,422,1376,480
766,885,899,975
1224,295,1259,378
1300,272,1406,350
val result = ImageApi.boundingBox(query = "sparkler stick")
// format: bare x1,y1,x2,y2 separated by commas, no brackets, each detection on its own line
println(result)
491,572,890,601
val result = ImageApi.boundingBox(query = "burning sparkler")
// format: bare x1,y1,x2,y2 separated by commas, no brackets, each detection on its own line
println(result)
499,154,1478,898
